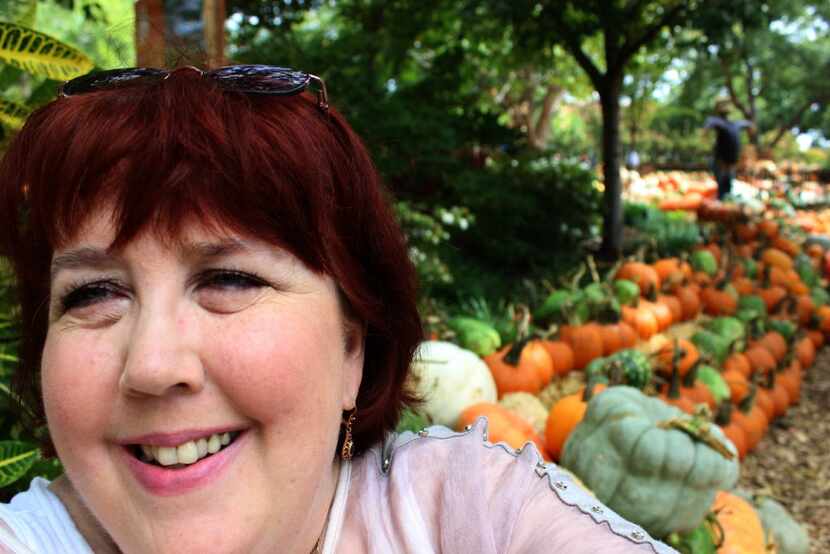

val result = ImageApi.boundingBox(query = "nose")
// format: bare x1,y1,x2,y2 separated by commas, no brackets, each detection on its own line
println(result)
119,305,205,398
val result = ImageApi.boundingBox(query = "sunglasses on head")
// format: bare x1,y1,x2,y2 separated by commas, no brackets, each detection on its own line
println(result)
59,64,329,111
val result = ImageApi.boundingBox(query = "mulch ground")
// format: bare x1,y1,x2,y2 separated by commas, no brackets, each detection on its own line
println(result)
737,345,830,553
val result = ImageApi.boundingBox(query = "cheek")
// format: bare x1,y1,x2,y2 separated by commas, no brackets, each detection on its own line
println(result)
41,330,121,448
206,310,345,424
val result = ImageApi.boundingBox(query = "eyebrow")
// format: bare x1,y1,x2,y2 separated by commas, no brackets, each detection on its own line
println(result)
50,239,271,280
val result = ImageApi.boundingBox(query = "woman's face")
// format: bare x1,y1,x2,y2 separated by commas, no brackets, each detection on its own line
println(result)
41,211,364,553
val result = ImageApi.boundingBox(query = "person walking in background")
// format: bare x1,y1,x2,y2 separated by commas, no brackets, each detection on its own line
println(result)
704,99,752,199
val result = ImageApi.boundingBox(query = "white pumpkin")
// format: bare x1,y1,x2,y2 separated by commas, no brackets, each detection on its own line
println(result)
408,340,498,428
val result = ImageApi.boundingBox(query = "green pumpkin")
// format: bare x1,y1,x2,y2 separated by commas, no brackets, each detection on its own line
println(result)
613,279,640,306
768,319,797,342
696,365,730,404
562,387,739,538
705,316,745,348
739,257,759,279
753,496,810,554
810,286,829,308
691,250,718,276
666,519,717,554
585,349,653,390
534,290,575,323
447,317,501,356
737,294,767,318
794,254,819,287
692,330,732,365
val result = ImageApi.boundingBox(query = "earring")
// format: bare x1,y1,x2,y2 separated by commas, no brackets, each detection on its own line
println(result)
341,408,357,461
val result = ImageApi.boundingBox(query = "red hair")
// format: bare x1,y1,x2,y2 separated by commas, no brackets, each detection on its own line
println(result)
0,69,422,455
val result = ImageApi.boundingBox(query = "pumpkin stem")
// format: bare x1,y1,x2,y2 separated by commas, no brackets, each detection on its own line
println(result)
738,382,758,414
656,417,735,460
667,356,682,400
681,361,701,388
713,401,733,426
503,305,532,366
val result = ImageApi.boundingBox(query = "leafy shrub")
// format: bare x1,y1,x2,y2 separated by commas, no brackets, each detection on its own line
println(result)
432,154,601,302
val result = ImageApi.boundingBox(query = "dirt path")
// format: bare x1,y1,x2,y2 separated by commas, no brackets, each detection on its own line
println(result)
737,346,830,553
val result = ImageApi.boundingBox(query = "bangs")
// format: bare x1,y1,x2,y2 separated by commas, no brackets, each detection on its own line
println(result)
20,72,338,272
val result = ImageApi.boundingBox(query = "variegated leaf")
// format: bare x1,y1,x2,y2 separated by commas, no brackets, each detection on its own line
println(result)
0,97,31,129
0,440,39,487
0,22,93,81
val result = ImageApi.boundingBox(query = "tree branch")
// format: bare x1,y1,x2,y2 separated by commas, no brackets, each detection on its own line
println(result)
532,83,563,148
767,98,821,149
542,7,604,86
619,2,686,63
720,56,751,119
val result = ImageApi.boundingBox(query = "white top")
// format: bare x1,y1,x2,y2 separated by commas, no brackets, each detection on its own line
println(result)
0,419,675,553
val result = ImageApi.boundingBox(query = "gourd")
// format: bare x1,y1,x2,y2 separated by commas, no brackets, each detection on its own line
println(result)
691,250,718,276
446,317,501,356
561,386,739,538
711,491,766,554
408,341,498,427
697,365,730,404
753,495,810,554
499,392,548,436
456,402,547,458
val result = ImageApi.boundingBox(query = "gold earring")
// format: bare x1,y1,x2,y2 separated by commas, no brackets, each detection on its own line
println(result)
341,408,357,461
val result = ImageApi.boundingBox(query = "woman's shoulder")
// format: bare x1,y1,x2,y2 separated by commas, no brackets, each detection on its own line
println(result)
0,478,91,553
348,417,676,553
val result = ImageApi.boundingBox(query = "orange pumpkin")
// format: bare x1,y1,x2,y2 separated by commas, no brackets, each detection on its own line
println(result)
754,331,787,363
807,329,825,349
700,286,738,316
778,359,803,405
485,341,554,396
598,323,623,356
724,353,752,379
542,340,575,377
796,295,815,326
617,321,639,348
656,339,700,378
761,247,793,271
758,285,788,312
771,235,799,258
544,384,606,461
754,386,776,422
457,403,548,458
615,262,660,297
711,491,767,554
559,323,604,370
743,346,776,375
715,403,748,460
795,336,816,368
622,305,658,340
722,369,750,404
642,299,673,331
657,294,683,325
652,258,684,283
758,219,780,239
676,285,701,320
732,390,768,452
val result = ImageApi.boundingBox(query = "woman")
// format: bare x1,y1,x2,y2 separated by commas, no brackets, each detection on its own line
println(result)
0,66,674,553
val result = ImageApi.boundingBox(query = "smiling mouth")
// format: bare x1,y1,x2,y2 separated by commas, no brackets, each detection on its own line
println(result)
128,431,242,469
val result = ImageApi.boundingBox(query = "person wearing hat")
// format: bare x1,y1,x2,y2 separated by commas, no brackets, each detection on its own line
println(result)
704,99,752,199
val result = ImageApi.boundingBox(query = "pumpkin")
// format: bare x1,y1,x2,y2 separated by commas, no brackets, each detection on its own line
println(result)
691,249,719,277
456,402,548,459
754,331,787,363
408,341,498,427
758,219,780,239
701,286,738,316
562,387,739,538
544,382,606,461
724,353,752,379
752,495,810,554
622,305,659,340
656,338,700,378
616,262,660,297
484,340,554,396
618,321,639,348
714,402,748,460
676,285,702,320
446,317,502,356
777,359,802,405
598,323,623,356
794,336,815,368
807,329,825,349
732,387,768,452
537,371,585,410
498,392,549,437
761,248,794,271
744,346,776,375
697,364,731,404
559,323,604,370
711,491,766,554
542,340,575,377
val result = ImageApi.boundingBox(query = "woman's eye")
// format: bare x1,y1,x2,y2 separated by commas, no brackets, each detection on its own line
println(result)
199,270,267,291
60,281,124,313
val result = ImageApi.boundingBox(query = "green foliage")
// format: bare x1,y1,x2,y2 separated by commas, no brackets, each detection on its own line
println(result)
624,202,702,257
434,155,601,302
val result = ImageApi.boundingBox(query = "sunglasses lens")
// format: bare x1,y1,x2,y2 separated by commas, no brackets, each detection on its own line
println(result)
62,68,169,96
208,65,310,95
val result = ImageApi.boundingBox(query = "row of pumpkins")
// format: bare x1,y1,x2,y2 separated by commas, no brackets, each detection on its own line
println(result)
408,216,819,553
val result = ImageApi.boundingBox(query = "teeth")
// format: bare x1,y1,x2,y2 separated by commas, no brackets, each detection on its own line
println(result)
196,438,208,458
138,432,237,467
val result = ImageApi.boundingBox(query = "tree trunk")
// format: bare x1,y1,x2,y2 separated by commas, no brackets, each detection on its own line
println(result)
202,0,226,67
135,0,166,67
598,75,624,260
